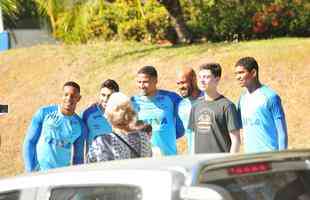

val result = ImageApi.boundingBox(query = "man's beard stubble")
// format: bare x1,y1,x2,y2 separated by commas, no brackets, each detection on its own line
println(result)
179,87,192,98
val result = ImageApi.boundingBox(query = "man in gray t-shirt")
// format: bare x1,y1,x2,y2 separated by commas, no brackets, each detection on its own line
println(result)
188,63,241,153
189,96,240,153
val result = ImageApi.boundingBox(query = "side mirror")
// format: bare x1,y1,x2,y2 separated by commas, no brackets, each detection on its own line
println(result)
180,185,233,200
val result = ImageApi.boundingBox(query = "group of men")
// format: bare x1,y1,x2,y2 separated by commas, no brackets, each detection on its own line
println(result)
23,56,288,172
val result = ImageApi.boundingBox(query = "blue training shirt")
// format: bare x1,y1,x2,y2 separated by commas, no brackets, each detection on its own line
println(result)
81,104,112,149
131,90,181,155
237,85,288,153
23,105,87,172
177,91,204,154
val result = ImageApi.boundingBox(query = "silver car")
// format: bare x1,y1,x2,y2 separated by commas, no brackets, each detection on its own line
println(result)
0,149,310,200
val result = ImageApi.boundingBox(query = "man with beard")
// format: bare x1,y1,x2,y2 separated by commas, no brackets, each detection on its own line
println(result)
23,81,87,172
81,79,119,153
131,66,184,156
176,67,203,154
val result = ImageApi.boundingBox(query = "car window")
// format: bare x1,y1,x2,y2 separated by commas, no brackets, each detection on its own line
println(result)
50,185,142,200
0,190,20,200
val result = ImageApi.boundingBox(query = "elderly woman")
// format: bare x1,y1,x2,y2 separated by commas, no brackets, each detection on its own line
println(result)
87,92,152,162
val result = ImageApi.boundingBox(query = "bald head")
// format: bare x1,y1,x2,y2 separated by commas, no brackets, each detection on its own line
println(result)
177,66,196,80
176,67,199,98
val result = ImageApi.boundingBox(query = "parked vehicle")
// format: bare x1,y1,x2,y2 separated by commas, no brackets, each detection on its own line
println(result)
0,149,310,200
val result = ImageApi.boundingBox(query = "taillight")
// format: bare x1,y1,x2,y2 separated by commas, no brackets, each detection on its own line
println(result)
227,162,271,175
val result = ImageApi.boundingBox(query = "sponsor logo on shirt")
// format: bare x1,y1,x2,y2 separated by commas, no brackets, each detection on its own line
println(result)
145,117,168,129
243,118,261,127
93,124,102,129
197,113,212,132
93,114,102,119
48,138,71,149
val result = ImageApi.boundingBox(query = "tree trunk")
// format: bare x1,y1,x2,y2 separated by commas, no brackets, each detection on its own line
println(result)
159,0,192,43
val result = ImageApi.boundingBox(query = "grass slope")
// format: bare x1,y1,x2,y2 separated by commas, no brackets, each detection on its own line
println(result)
0,38,309,177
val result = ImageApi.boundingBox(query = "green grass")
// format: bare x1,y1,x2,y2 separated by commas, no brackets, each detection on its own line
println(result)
0,37,309,177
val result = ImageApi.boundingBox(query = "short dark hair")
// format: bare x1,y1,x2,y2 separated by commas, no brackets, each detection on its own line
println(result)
137,65,158,78
235,57,259,73
100,79,119,92
63,81,80,93
199,63,222,78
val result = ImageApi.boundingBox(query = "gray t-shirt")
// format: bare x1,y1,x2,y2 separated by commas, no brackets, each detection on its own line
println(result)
188,95,241,153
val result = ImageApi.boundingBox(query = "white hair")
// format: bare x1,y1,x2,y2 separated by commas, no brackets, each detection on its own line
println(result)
105,92,136,131
105,92,130,114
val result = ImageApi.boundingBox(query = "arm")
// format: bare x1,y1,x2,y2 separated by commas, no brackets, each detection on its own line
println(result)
187,106,196,153
72,121,87,165
87,135,113,163
140,132,152,157
23,109,43,172
80,110,90,157
171,92,184,139
236,98,243,129
175,103,185,139
269,95,288,150
275,118,288,150
226,103,242,153
229,129,241,153
159,90,185,139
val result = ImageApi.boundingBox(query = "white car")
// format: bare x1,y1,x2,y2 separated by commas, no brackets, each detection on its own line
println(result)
0,149,310,200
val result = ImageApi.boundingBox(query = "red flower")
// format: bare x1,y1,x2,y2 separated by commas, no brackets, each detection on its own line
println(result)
271,18,280,27
286,10,295,17
253,22,267,33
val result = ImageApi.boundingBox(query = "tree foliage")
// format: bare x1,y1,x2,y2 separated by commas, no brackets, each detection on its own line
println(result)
23,0,310,44
1,0,19,25
1,0,19,15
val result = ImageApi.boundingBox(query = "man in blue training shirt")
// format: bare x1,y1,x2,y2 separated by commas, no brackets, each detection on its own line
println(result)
176,67,203,154
23,81,87,172
131,66,184,156
81,79,119,153
235,56,288,153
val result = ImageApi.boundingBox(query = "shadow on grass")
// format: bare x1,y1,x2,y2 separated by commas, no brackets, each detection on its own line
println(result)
106,41,233,64
106,46,161,64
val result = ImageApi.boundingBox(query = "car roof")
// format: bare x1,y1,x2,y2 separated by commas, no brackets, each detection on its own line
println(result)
52,153,229,173
198,148,310,169
0,153,229,192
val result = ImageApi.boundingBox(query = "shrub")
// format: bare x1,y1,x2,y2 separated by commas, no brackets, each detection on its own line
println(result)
143,0,175,43
51,0,310,44
118,19,147,41
180,0,261,41
251,0,310,38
